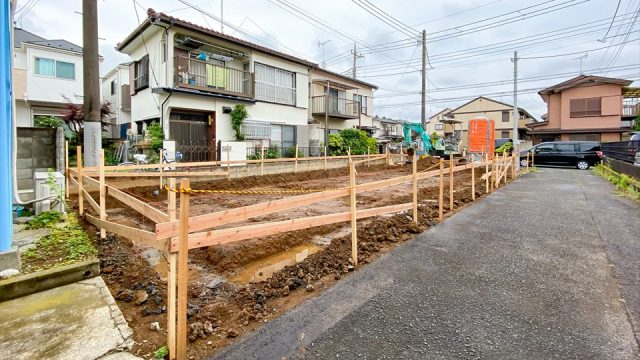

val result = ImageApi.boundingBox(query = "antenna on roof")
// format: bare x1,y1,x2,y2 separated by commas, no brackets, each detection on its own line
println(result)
318,40,331,68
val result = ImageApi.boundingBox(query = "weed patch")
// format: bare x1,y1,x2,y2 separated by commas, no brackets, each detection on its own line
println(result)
593,164,640,201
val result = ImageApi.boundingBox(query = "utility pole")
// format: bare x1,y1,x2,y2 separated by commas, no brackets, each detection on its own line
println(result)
421,30,426,130
512,51,519,171
318,40,331,68
572,53,588,74
351,43,363,79
82,0,101,167
220,0,224,33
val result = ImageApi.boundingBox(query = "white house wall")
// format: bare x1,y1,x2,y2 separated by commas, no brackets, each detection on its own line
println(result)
26,46,83,104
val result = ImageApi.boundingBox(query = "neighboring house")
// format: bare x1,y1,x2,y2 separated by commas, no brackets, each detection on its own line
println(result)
101,63,132,139
116,9,315,161
308,67,378,150
444,96,536,146
529,75,639,143
12,28,94,127
372,116,405,150
424,108,452,137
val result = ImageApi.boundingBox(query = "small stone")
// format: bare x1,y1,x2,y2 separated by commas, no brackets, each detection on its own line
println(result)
347,265,354,271
149,322,161,331
334,273,341,280
115,289,134,302
207,341,213,345
101,266,114,274
206,276,225,289
189,322,206,341
0,269,19,279
306,284,315,292
227,329,239,338
281,285,290,296
203,321,214,334
134,290,149,306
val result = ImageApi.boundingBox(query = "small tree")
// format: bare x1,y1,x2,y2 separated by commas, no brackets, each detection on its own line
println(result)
34,115,64,128
230,104,248,141
328,129,377,156
60,95,113,140
145,122,164,152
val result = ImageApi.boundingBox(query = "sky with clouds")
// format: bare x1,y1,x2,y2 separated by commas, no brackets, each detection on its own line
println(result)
14,0,640,121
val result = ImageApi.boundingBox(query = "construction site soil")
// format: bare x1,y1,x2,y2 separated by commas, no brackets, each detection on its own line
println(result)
77,157,490,359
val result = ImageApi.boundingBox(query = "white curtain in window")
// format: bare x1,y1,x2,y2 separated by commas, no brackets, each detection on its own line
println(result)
56,61,75,79
255,63,295,106
35,58,55,77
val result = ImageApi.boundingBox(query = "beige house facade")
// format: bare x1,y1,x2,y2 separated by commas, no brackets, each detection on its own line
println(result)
529,75,637,143
424,108,452,137
444,97,536,146
308,68,377,149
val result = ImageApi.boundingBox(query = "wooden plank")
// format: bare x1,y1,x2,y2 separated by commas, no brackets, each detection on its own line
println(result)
169,202,414,252
166,178,177,360
485,153,489,193
156,187,350,240
349,160,358,267
176,178,190,360
260,146,265,176
412,157,418,223
449,154,454,211
324,146,327,171
99,150,106,239
107,185,169,223
68,172,79,186
294,144,299,173
84,171,230,178
77,146,84,215
471,159,475,201
82,188,100,214
85,214,160,249
438,159,444,221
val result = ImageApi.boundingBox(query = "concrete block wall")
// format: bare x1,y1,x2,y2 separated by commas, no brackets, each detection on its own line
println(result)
226,157,387,180
16,127,59,202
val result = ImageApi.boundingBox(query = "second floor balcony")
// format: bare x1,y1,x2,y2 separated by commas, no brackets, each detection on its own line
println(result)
311,95,360,119
174,55,254,99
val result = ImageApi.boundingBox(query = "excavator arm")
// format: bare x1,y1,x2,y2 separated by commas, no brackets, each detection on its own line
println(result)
402,123,434,153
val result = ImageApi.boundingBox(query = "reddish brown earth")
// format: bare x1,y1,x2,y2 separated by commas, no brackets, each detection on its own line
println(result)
78,157,492,359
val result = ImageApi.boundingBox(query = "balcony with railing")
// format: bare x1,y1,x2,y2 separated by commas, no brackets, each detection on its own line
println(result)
311,95,360,119
174,55,254,99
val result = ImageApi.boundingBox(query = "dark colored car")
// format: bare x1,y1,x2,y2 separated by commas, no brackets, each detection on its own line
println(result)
520,141,603,170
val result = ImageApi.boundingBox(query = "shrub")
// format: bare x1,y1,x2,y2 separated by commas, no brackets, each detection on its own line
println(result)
328,129,377,156
230,104,248,141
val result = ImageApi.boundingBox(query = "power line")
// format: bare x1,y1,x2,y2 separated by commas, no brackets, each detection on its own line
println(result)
351,0,419,39
600,0,623,41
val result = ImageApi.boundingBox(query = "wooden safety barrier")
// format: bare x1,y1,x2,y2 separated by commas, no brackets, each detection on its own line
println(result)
65,147,525,360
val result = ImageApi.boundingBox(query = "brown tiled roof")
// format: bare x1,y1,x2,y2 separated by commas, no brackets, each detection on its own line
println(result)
116,9,317,67
538,75,633,95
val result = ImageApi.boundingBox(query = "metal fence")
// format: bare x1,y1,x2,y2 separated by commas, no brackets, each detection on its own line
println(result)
601,140,640,163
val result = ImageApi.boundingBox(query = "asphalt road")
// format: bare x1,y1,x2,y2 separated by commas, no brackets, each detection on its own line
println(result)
211,168,640,360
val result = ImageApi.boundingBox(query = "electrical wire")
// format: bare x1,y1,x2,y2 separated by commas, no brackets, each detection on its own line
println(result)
600,0,623,41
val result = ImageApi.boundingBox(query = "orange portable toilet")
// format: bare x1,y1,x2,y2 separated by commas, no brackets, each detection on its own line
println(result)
468,116,495,159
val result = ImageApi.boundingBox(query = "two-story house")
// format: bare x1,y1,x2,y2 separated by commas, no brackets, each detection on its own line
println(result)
116,9,315,161
443,97,536,146
12,28,90,127
308,68,377,151
372,116,405,152
424,108,453,137
101,63,132,138
529,75,637,143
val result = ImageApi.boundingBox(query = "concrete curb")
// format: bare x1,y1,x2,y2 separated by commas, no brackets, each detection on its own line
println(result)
0,258,100,301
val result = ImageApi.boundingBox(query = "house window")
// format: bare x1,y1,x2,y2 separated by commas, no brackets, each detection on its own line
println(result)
134,55,149,91
501,131,510,138
435,124,443,130
110,79,117,95
35,57,75,79
570,97,601,117
241,121,271,139
502,111,509,122
255,63,296,106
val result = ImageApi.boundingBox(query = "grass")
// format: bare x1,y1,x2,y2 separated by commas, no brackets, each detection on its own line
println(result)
593,164,640,202
26,211,63,229
153,346,168,359
22,212,98,273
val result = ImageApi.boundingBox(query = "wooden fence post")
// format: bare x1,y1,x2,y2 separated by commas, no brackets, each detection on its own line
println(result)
99,149,106,239
471,159,475,201
176,178,190,360
348,147,351,163
367,147,370,167
159,149,164,189
438,159,444,221
294,144,299,173
412,155,418,224
491,153,496,192
349,159,358,267
65,140,69,199
167,178,177,360
324,146,328,171
226,145,231,180
503,153,508,185
261,146,265,176
485,152,489,194
77,146,83,215
526,152,530,172
511,154,516,179
449,153,454,211
531,151,535,167
399,143,403,166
